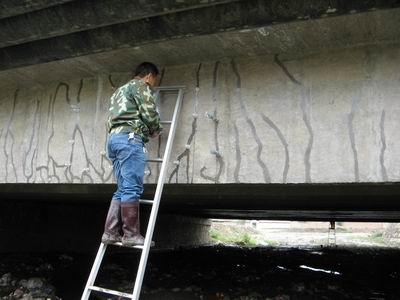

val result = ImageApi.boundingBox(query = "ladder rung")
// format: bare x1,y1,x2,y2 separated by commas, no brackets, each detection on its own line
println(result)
109,242,144,249
140,199,154,204
89,285,132,298
108,241,155,248
146,158,163,163
155,85,185,91
161,120,172,125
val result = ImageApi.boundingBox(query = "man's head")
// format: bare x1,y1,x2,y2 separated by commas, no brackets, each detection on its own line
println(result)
134,62,159,87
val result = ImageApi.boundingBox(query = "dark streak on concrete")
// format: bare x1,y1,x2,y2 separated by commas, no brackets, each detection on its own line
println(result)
200,61,224,183
380,109,388,181
37,85,63,183
76,79,83,103
233,122,241,183
348,96,360,182
196,63,202,88
261,113,290,183
231,59,270,183
3,89,18,182
108,74,116,91
274,54,313,182
169,118,198,183
169,64,201,183
69,126,94,183
274,54,302,85
300,87,314,183
191,63,202,183
36,80,112,183
22,99,41,183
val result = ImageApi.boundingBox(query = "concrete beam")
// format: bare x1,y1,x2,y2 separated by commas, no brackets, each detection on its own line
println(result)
2,183,400,221
0,0,76,19
0,0,241,48
1,0,400,71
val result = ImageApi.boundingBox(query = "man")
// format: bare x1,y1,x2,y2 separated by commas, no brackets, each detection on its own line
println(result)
102,62,162,246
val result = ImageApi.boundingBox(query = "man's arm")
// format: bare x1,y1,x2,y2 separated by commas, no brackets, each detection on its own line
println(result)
136,83,162,135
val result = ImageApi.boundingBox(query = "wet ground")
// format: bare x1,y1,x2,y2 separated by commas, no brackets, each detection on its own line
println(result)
1,245,400,299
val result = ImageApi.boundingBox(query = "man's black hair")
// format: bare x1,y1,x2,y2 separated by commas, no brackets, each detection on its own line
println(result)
134,62,159,78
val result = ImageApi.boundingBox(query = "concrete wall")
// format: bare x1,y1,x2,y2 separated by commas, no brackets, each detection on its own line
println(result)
1,44,400,184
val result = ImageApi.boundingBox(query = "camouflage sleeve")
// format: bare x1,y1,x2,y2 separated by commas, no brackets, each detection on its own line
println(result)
135,83,162,134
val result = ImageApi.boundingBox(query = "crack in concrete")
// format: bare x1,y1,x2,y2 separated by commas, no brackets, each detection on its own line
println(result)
168,117,197,183
22,99,41,183
231,59,270,183
274,54,313,182
36,80,113,183
200,61,224,183
3,89,18,182
274,54,302,86
233,122,241,183
380,109,388,181
348,96,360,182
260,113,290,183
191,63,202,183
300,87,313,183
108,74,116,91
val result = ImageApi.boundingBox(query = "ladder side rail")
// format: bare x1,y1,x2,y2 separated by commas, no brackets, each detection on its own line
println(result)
81,243,107,300
131,88,184,300
155,85,186,91
154,89,161,115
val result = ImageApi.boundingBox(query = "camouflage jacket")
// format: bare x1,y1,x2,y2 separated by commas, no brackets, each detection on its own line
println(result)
107,78,162,143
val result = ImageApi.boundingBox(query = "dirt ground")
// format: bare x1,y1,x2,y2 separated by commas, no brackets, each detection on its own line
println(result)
2,222,400,299
1,244,400,299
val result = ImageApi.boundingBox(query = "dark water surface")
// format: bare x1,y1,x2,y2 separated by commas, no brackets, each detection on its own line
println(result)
1,245,400,299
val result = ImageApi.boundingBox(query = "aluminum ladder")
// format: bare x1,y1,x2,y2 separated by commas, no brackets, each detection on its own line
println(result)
81,85,185,300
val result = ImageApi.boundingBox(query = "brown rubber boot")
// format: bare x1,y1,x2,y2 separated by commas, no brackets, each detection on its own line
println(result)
101,200,122,244
121,201,145,246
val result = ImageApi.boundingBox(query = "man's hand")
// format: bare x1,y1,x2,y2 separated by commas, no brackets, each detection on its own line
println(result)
150,129,162,138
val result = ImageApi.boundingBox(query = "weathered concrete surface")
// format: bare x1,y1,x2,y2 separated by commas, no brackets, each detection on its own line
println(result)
0,0,75,19
1,7,400,90
1,2,400,71
0,0,239,48
1,42,400,184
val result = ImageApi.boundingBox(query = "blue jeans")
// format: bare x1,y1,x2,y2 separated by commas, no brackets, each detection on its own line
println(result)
107,133,146,202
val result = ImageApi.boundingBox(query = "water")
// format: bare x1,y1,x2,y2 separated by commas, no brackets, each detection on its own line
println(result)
1,245,400,299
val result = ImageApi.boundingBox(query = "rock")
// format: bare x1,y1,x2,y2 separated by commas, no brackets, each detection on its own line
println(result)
0,273,12,287
13,288,24,298
292,282,305,292
21,294,33,300
26,278,44,290
273,295,290,300
58,254,73,262
19,279,28,288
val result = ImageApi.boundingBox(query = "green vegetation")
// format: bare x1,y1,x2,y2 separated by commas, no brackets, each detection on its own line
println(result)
368,230,386,244
210,228,258,246
263,239,279,246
